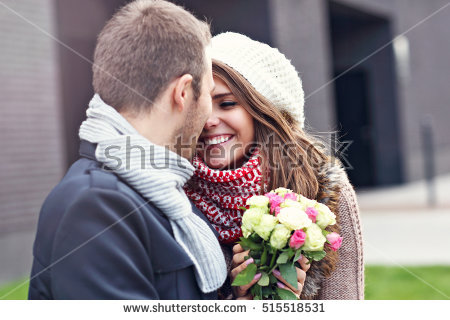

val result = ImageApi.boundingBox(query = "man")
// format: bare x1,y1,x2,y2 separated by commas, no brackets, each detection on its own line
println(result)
28,0,226,299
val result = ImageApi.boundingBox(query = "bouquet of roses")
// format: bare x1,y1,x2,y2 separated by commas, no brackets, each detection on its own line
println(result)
231,188,343,300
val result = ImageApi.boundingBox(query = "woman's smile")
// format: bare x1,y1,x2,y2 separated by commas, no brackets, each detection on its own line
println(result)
202,134,235,148
197,76,255,169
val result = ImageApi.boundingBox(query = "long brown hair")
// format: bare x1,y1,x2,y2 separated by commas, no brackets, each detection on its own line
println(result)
212,60,331,200
212,60,342,292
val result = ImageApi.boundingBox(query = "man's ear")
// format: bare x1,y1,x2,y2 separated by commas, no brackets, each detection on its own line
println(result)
173,74,194,112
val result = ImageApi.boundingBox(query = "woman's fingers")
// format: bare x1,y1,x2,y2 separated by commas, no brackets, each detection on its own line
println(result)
232,270,262,298
298,255,311,272
231,257,254,280
272,263,308,294
296,266,307,286
231,244,257,298
231,245,310,299
233,244,244,254
231,258,261,297
272,269,300,294
276,281,301,299
231,248,250,269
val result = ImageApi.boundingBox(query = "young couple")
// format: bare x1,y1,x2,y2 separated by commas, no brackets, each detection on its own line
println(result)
29,0,363,300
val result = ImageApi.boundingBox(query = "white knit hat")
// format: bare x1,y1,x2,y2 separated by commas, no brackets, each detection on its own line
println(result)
211,32,305,128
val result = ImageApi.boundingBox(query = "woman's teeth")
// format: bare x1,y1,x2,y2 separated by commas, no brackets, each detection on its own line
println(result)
204,135,232,145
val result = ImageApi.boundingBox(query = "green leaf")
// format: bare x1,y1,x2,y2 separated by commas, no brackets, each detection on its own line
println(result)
239,206,247,211
269,274,278,284
277,251,290,264
269,249,278,269
276,287,298,300
261,285,273,297
279,263,298,290
303,250,326,262
239,237,263,251
286,247,295,259
268,263,278,275
260,245,268,265
250,284,258,295
250,233,263,242
293,249,302,262
249,249,261,259
257,272,270,286
322,229,330,237
231,263,257,286
250,283,262,300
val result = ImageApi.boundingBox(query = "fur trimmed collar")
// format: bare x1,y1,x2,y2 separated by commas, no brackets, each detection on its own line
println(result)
300,159,347,299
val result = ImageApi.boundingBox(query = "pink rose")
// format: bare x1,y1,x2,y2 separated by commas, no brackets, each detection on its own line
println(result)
265,192,284,215
305,207,318,223
284,192,298,201
264,192,277,199
289,229,306,250
274,206,281,216
326,232,343,251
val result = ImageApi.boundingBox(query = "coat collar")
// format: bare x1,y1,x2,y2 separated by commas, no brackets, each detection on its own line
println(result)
79,140,97,161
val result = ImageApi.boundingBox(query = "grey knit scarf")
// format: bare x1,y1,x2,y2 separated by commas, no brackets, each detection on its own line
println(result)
79,94,227,293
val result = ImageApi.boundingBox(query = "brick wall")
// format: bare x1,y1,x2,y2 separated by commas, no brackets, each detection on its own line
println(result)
0,1,64,241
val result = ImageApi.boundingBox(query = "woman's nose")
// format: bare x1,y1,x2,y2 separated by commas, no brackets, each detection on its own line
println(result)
204,113,220,129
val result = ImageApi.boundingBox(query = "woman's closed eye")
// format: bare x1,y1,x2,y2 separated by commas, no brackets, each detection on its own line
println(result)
219,101,237,108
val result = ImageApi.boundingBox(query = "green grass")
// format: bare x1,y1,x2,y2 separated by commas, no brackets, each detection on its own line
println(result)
365,265,450,300
0,278,29,300
1,266,449,299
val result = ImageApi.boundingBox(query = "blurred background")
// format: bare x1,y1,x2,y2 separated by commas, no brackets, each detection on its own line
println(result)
1,0,449,299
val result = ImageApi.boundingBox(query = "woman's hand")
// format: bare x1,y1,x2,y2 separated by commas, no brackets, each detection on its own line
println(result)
230,244,260,299
230,244,310,300
271,256,310,299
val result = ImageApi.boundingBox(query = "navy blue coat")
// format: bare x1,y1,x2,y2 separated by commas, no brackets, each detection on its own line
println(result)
28,140,218,300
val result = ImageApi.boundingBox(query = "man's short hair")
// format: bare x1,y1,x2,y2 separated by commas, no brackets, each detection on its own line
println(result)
92,0,211,113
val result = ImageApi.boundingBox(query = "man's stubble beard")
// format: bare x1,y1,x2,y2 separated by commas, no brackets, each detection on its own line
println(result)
174,99,206,160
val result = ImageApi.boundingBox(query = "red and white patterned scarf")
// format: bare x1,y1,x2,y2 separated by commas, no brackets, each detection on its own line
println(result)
184,151,263,244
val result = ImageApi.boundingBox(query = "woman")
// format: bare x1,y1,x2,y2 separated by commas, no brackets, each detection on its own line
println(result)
185,32,364,299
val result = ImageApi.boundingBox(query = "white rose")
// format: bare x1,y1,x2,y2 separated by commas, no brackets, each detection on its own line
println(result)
302,223,327,251
253,214,278,241
315,203,336,229
269,224,292,249
277,207,312,231
274,187,292,197
241,208,264,238
280,199,304,210
298,195,318,210
246,195,270,213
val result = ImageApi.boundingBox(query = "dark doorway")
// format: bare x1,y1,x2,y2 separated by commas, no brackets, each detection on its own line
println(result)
173,0,272,43
328,1,403,187
334,69,375,186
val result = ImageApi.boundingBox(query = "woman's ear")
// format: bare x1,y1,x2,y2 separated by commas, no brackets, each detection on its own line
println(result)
173,74,194,112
